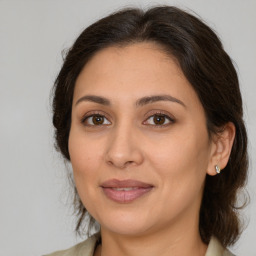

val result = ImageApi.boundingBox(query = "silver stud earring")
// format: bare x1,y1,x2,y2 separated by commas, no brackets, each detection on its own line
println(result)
215,165,221,174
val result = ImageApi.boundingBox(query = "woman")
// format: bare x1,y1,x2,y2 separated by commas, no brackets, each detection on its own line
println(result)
47,6,248,256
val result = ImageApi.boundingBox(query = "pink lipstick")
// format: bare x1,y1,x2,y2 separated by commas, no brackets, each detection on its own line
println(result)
100,179,153,203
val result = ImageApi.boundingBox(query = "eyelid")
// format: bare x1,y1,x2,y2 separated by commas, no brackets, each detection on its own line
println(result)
143,110,175,126
80,111,111,125
79,109,175,127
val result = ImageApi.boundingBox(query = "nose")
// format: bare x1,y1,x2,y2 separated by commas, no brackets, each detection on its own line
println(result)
105,124,144,169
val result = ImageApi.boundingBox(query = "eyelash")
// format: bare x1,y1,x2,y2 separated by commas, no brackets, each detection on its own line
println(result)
81,111,175,128
143,111,175,127
81,111,111,126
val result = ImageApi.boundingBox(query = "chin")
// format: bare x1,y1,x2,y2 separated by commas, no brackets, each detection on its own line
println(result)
97,210,155,236
103,223,152,237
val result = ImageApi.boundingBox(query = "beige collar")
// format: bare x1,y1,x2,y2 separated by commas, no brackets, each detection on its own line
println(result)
205,237,234,256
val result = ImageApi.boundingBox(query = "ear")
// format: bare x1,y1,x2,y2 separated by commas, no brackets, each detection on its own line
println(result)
207,122,236,176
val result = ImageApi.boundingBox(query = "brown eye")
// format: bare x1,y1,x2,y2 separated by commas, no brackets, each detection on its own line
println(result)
82,114,111,126
144,113,174,126
92,115,104,125
153,115,166,125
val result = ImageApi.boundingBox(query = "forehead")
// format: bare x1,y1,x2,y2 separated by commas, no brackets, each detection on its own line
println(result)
74,42,200,109
80,42,182,78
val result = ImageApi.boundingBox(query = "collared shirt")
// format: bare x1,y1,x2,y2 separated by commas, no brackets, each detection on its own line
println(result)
44,233,235,256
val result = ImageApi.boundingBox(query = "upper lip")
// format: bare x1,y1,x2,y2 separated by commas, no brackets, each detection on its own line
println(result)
100,179,153,188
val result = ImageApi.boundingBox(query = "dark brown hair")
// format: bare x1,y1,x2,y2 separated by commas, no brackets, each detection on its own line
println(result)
52,6,248,247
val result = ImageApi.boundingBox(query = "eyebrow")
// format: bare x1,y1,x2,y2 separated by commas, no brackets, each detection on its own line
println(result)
75,94,186,108
136,95,186,107
75,95,110,106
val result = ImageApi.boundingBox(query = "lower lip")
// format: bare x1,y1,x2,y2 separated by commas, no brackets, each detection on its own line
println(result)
102,187,153,203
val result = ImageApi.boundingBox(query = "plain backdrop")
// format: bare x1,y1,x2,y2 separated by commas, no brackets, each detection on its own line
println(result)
0,0,255,255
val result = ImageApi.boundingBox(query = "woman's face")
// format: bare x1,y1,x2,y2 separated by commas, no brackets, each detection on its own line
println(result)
69,42,216,236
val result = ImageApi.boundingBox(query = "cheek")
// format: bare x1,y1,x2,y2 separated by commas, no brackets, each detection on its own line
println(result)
145,125,210,189
69,125,102,165
146,130,209,213
68,131,104,216
68,129,103,189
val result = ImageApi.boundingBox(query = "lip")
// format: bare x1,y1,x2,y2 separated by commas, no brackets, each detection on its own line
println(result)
100,179,154,203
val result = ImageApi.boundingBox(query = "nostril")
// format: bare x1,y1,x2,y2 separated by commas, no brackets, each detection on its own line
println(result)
107,160,113,166
106,159,135,169
122,161,134,168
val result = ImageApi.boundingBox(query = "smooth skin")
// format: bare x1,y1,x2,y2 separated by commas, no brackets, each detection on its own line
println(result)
69,42,235,256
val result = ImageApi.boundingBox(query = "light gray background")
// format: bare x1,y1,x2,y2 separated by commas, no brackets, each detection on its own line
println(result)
0,0,255,255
